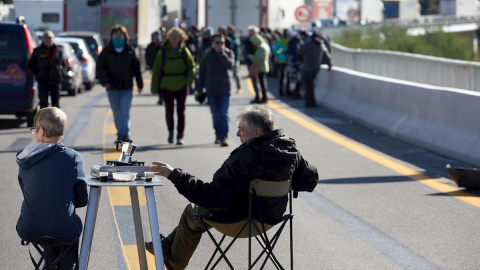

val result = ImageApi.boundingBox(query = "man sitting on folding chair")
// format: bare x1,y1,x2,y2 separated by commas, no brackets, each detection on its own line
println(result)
16,107,88,269
148,105,318,270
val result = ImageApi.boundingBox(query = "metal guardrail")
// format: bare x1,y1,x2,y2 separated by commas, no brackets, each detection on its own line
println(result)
330,43,480,92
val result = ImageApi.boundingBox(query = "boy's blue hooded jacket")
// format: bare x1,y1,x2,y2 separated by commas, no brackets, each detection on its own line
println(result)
16,142,88,243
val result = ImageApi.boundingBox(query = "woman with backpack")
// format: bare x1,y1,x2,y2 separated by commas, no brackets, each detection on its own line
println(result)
151,27,196,145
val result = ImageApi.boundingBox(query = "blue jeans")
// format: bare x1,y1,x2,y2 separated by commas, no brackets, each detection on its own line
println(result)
207,95,230,140
107,89,132,139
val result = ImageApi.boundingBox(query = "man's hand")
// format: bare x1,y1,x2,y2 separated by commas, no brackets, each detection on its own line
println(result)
137,88,143,94
151,161,174,178
104,83,111,90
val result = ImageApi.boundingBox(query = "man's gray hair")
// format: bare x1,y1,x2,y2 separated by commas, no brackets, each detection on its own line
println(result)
34,107,67,138
236,105,274,133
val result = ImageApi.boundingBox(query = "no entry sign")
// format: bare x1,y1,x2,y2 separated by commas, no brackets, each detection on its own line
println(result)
295,5,312,23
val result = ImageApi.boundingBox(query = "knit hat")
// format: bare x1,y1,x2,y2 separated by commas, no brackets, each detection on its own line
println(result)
202,27,214,36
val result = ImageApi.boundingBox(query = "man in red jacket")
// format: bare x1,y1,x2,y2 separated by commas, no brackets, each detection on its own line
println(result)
146,105,319,269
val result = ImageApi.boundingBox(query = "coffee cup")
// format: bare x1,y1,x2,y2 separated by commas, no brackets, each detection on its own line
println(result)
144,171,154,182
99,172,109,182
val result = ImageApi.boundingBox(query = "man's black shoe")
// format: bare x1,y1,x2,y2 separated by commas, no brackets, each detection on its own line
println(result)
145,234,172,257
145,241,175,270
145,241,154,255
250,99,260,104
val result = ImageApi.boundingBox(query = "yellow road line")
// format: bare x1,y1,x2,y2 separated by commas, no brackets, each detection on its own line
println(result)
102,108,157,269
246,78,480,208
102,109,133,270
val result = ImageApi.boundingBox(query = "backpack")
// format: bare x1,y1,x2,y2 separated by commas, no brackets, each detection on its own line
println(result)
160,48,188,76
155,47,189,91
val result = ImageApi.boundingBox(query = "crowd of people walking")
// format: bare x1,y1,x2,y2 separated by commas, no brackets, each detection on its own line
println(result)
122,22,332,145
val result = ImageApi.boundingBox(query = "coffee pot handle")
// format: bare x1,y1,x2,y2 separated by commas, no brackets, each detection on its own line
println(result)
115,140,123,152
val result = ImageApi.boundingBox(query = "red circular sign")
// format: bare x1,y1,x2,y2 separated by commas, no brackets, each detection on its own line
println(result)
347,8,358,19
295,5,312,23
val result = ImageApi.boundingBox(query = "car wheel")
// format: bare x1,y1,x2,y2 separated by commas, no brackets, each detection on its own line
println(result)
68,87,77,96
27,105,38,127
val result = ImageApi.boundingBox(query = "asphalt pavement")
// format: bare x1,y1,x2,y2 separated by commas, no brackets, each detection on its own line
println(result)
1,65,480,270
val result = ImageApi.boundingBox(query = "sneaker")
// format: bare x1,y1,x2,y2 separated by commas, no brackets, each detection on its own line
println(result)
157,100,163,105
176,137,184,145
214,139,220,144
220,139,229,147
250,99,260,104
168,132,174,144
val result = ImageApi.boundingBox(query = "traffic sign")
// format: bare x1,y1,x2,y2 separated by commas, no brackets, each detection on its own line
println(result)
295,5,312,23
347,8,358,19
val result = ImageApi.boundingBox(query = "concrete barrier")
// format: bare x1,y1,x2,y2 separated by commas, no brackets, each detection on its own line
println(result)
316,66,480,166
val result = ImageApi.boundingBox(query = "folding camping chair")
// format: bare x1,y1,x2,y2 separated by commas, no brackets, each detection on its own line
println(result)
195,178,294,270
21,236,77,270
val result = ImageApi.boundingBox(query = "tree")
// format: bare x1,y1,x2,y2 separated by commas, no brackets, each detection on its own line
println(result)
333,25,475,61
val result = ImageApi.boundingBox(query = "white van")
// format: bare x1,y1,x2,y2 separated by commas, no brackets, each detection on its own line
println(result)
14,0,64,32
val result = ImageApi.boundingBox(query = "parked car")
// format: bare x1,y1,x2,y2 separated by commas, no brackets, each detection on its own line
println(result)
57,31,104,62
56,37,96,90
55,41,83,96
0,20,38,126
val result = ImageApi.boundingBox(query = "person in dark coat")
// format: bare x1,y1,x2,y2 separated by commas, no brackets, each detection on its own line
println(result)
286,29,303,99
29,31,66,108
145,31,164,105
298,31,332,107
16,107,88,269
145,105,319,270
197,33,234,147
145,31,162,70
227,24,242,93
97,24,143,143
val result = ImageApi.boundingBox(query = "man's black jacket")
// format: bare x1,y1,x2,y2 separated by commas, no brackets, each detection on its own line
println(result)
168,129,318,223
29,43,65,85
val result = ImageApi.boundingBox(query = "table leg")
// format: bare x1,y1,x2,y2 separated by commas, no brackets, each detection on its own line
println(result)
145,187,165,269
130,186,148,270
79,186,102,270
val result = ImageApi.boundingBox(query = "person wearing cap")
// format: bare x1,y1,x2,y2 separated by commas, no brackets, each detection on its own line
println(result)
29,30,66,109
200,26,214,58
